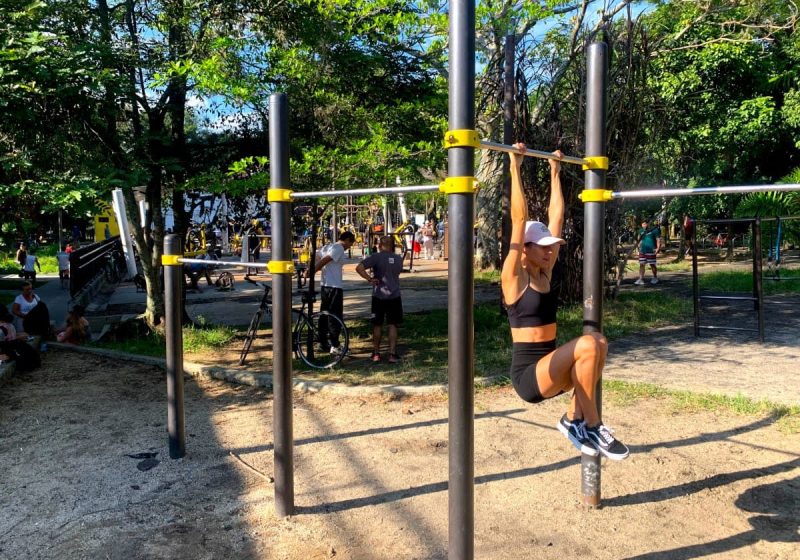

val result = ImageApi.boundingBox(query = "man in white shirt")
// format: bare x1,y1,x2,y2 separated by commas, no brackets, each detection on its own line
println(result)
56,246,70,289
313,231,355,353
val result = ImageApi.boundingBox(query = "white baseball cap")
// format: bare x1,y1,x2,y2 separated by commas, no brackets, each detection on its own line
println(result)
524,221,565,246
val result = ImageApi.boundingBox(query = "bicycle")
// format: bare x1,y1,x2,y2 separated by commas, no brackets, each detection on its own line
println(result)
238,276,349,369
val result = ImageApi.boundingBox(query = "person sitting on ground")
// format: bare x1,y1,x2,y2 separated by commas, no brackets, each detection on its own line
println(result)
313,231,356,354
501,143,629,461
184,254,213,292
0,305,27,342
356,235,404,364
0,304,39,371
56,305,90,344
22,249,41,281
12,281,51,338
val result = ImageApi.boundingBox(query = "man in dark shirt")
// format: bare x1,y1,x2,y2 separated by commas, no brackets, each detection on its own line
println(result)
356,235,404,363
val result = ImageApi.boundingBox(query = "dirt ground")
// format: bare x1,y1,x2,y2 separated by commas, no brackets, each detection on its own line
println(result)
1,351,798,559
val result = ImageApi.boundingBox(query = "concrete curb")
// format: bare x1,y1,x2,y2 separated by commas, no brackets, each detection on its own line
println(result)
47,343,506,397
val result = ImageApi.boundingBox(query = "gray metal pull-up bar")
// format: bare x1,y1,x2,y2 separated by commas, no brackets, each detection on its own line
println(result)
479,140,588,166
612,183,800,200
178,258,270,269
290,185,440,199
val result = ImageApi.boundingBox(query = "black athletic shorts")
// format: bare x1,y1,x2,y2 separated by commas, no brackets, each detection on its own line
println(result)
371,296,403,326
510,340,557,403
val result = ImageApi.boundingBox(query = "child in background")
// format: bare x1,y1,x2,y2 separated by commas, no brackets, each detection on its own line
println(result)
56,305,89,344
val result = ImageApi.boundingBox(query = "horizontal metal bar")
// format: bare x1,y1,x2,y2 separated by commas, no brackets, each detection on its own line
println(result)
699,295,757,301
479,140,587,166
698,218,758,225
178,258,270,270
763,276,800,281
699,326,759,332
613,183,800,200
291,185,440,199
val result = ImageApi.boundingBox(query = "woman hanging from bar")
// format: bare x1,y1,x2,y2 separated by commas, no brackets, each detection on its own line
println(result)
501,143,629,460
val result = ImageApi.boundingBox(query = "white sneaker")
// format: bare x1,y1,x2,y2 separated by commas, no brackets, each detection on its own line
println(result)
634,278,645,285
650,277,659,285
329,346,344,356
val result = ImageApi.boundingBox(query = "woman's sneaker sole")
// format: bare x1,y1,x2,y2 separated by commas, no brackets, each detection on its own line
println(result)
556,415,599,457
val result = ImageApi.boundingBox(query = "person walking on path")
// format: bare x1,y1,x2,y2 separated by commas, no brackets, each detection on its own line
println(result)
15,243,27,277
356,235,404,363
635,220,662,285
22,250,41,282
56,246,70,289
420,221,435,260
500,142,629,461
314,231,356,354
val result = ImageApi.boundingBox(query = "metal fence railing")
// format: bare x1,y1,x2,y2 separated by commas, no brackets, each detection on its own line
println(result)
69,236,124,297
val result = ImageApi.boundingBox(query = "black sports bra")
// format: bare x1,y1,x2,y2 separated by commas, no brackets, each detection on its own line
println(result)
506,282,559,328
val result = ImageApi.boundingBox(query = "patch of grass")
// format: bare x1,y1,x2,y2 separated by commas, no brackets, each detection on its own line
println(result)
0,243,59,275
309,291,692,385
91,319,237,358
604,379,800,433
475,269,501,284
699,268,800,295
183,317,237,353
93,334,166,358
558,291,692,343
624,260,692,273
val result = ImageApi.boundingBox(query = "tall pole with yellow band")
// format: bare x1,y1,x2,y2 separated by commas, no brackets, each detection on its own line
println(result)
268,92,295,517
162,235,186,459
581,41,609,508
446,0,476,557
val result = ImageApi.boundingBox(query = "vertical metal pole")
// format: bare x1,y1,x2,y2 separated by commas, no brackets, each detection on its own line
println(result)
581,41,608,508
500,34,515,273
163,234,186,459
448,1,475,558
753,218,764,342
306,203,319,359
269,92,294,517
692,221,700,336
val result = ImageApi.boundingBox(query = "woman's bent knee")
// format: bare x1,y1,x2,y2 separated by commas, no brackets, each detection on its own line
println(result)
575,333,606,359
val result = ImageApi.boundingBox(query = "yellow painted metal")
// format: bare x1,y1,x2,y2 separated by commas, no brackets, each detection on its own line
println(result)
439,176,478,194
161,255,182,266
581,156,609,171
268,188,293,202
578,190,614,203
443,129,480,149
268,260,295,274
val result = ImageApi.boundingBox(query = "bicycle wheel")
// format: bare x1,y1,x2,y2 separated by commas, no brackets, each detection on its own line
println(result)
294,311,349,369
239,309,264,366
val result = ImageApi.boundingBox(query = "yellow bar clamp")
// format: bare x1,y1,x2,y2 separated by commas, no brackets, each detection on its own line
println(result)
578,190,614,203
268,188,293,203
582,156,609,171
443,129,480,149
439,176,478,194
268,260,295,274
161,255,182,266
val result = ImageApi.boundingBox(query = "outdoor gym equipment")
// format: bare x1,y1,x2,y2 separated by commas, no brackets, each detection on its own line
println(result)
691,217,765,342
161,4,800,555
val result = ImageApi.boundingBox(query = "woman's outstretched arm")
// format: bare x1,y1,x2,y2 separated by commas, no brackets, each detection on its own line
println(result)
501,143,529,304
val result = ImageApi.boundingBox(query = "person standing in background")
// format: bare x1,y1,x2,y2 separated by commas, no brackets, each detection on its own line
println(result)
635,220,662,285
